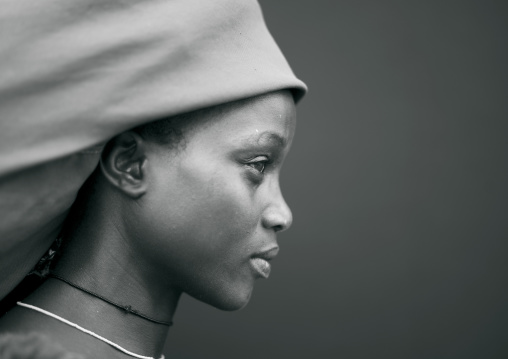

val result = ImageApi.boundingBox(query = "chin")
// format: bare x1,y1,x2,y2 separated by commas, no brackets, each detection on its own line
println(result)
189,284,254,311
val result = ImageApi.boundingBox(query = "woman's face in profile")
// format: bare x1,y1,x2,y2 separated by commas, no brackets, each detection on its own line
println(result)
129,90,296,310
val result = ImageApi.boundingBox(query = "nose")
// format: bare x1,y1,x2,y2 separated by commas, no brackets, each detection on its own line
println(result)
261,183,293,233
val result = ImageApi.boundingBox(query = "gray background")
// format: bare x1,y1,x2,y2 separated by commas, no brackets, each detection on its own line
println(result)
165,1,508,358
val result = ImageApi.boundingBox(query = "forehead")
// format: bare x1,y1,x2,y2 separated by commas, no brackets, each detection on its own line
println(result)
188,90,297,147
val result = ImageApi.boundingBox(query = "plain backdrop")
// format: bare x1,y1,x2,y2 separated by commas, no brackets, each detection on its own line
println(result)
164,1,508,358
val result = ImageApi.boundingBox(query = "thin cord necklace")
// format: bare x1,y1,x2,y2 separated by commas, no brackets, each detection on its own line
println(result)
17,301,165,359
48,273,172,326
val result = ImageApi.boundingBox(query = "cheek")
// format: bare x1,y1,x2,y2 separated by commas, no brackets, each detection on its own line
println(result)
137,161,260,275
172,160,258,241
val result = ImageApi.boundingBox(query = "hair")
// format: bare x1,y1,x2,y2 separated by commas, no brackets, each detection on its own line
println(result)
131,102,233,149
132,113,189,148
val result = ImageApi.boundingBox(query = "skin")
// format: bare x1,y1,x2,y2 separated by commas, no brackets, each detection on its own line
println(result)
0,90,296,358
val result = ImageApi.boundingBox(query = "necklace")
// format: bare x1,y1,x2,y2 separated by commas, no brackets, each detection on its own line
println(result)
17,301,164,359
48,273,172,326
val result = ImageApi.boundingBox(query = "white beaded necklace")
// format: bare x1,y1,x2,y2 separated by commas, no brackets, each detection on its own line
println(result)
17,302,164,359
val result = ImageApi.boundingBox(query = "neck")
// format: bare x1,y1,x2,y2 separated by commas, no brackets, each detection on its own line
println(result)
24,279,175,357
23,191,182,357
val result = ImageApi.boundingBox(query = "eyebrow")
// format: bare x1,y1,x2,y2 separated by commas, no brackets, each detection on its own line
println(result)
243,131,287,148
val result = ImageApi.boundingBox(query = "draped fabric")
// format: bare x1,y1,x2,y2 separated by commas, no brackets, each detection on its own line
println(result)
0,0,306,300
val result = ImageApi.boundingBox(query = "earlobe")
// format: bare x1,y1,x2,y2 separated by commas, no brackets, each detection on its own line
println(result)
100,131,147,198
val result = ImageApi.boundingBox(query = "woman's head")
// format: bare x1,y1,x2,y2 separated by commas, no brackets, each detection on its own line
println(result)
73,90,296,310
0,0,306,304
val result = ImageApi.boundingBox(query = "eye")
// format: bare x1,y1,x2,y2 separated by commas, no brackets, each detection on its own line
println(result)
246,156,269,174
249,161,266,173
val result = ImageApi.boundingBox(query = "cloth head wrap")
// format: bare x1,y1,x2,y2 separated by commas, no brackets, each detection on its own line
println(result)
0,0,306,300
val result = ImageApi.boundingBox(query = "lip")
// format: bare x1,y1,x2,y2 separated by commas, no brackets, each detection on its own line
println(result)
252,246,280,261
250,246,279,279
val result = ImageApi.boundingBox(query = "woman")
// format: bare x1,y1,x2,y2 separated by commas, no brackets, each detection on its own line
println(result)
0,0,306,358
0,0,305,303
0,89,296,358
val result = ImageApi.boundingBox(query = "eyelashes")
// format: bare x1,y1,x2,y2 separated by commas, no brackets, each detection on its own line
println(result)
245,156,270,175
248,161,266,173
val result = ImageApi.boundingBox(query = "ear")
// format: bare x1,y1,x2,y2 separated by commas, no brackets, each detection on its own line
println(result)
100,131,147,198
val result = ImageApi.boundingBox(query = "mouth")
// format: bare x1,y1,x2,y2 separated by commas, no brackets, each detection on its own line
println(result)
250,246,279,279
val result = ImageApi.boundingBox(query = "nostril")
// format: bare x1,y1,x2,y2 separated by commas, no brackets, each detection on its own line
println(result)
273,225,284,233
